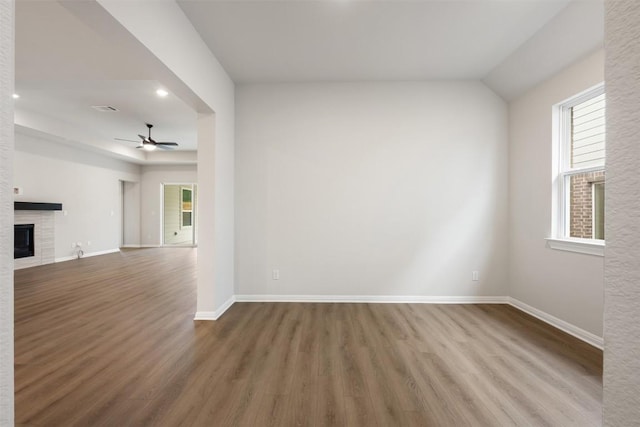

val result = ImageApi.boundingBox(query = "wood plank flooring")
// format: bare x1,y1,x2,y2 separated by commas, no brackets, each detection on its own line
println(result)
14,248,602,426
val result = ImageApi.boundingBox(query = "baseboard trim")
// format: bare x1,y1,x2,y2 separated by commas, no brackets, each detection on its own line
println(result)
234,295,509,304
122,245,196,249
55,248,120,263
194,295,236,321
193,311,216,321
508,297,603,349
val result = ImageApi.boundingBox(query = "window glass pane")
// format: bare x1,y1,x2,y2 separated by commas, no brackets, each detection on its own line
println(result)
593,182,605,240
571,93,605,169
568,171,605,239
182,212,192,227
182,188,192,211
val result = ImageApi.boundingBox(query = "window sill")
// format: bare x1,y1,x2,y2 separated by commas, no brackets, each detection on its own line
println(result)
545,238,604,257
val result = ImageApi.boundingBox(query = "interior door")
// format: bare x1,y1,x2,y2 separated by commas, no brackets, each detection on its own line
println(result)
163,183,197,246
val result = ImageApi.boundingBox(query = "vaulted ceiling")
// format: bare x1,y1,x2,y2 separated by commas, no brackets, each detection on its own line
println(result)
14,0,604,162
179,0,569,83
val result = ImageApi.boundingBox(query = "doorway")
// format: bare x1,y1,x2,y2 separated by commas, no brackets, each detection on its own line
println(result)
120,180,140,248
162,183,197,246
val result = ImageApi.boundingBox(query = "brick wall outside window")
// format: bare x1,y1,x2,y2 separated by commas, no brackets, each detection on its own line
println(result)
570,171,605,238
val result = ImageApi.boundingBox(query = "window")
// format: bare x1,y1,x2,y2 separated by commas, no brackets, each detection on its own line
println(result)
181,187,193,228
550,84,605,254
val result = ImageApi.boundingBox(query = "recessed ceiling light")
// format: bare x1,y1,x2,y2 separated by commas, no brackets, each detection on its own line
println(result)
156,89,169,97
12,94,19,99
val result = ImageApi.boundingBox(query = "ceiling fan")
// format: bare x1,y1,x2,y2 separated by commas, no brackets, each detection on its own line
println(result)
115,123,179,151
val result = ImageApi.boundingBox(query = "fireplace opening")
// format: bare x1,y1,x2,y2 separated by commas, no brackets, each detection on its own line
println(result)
15,224,35,259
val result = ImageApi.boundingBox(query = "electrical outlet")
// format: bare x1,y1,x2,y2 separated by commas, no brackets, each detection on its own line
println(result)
87,241,91,246
272,269,280,280
472,271,479,281
71,242,76,248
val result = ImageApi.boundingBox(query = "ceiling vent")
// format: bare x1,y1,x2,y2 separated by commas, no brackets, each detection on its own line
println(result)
91,105,119,112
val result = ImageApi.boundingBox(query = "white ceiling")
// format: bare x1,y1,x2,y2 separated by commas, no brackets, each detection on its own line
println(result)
15,80,198,151
15,0,198,157
483,0,604,100
14,0,604,161
178,0,573,83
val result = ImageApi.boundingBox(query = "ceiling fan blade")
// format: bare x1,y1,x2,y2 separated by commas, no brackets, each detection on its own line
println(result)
131,125,178,150
114,138,139,143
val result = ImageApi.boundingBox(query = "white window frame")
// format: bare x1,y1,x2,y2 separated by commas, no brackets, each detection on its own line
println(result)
548,83,605,256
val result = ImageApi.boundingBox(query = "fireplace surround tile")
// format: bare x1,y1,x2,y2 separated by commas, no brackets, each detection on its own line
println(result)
14,211,55,270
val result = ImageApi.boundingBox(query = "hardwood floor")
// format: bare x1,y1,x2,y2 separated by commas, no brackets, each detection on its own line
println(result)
14,248,602,426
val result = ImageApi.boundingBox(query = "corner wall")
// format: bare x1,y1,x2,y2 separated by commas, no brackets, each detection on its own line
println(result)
508,49,605,337
603,0,640,423
236,82,509,298
98,0,236,314
0,1,14,423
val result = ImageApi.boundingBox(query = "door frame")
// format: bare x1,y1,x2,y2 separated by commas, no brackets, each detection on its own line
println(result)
161,182,198,247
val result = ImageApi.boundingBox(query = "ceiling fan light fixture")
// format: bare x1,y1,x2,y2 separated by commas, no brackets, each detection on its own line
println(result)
119,123,178,151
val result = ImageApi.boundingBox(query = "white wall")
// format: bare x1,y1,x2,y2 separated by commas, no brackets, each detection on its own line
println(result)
603,0,640,423
0,1,14,423
13,131,200,254
98,0,236,315
13,131,200,253
14,131,140,259
236,82,508,297
508,49,605,337
140,164,196,246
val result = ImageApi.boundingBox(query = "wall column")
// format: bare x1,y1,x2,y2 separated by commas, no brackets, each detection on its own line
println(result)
195,113,218,317
0,0,15,424
603,0,640,424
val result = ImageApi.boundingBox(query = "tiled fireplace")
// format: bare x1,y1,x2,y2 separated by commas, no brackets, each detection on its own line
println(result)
14,202,62,270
